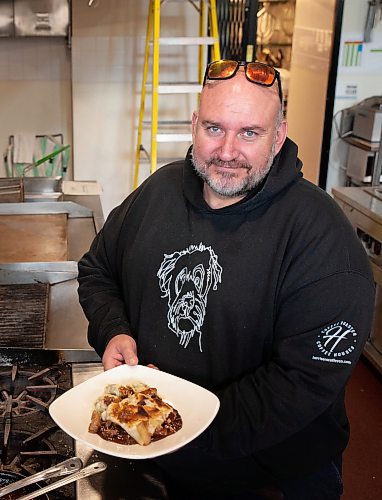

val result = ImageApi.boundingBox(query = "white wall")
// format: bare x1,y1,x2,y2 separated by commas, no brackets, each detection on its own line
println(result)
0,0,203,217
0,0,347,214
71,0,203,217
70,0,145,216
286,0,336,184
0,38,72,176
4,1,364,213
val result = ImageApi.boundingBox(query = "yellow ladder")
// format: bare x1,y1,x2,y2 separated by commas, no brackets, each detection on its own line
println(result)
134,0,220,188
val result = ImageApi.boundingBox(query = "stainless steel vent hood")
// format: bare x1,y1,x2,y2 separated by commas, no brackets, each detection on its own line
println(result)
0,0,70,38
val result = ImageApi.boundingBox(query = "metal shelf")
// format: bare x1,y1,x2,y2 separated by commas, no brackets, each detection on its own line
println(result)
343,135,380,152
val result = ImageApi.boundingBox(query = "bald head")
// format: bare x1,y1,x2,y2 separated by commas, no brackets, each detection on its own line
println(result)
200,68,283,125
191,69,287,209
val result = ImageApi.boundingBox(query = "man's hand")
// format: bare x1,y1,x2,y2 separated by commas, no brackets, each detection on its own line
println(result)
102,334,138,370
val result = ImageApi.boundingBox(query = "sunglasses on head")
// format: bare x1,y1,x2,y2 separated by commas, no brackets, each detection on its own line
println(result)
203,59,283,104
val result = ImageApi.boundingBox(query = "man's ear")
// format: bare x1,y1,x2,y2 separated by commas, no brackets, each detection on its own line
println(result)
274,119,288,156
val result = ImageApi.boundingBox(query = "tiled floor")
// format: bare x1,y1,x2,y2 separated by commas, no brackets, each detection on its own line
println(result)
342,356,382,499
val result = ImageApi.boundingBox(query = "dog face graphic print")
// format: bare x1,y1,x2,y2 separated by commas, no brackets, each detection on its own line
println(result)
157,243,222,351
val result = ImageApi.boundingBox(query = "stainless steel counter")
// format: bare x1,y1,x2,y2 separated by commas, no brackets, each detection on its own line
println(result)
333,186,382,373
332,186,382,224
0,200,100,263
0,183,116,497
0,186,104,352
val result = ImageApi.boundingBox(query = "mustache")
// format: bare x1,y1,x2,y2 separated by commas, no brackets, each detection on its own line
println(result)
205,157,252,171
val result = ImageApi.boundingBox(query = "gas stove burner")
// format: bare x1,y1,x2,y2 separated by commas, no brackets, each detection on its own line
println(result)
0,429,57,471
0,362,76,499
0,428,73,499
0,368,57,418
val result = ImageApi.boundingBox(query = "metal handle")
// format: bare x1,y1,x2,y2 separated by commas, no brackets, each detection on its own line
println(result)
364,0,377,42
17,462,107,500
0,457,83,498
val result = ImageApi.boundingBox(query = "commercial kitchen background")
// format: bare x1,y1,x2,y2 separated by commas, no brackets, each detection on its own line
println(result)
1,1,382,498
1,0,380,217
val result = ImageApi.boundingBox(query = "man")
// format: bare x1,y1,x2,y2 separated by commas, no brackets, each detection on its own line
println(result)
78,60,375,499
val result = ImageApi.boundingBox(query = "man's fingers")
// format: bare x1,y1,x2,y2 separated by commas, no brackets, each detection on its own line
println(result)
123,351,139,366
102,357,123,371
102,334,138,370
120,336,138,365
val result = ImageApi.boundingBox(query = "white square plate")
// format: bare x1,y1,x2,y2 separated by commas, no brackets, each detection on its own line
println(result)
49,364,220,459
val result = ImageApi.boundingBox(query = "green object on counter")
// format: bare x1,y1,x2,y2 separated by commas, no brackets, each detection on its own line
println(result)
29,144,70,172
12,140,70,177
3,135,70,178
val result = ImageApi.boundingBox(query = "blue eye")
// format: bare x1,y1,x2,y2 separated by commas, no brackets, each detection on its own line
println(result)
208,126,221,133
243,130,256,138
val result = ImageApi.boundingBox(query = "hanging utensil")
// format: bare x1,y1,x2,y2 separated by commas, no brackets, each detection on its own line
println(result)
257,2,275,45
281,2,295,38
364,0,378,42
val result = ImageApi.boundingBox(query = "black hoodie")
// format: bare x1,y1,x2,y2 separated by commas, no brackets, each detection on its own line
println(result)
78,138,374,488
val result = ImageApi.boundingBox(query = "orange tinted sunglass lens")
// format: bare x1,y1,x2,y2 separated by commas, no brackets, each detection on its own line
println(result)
208,60,238,79
247,63,275,85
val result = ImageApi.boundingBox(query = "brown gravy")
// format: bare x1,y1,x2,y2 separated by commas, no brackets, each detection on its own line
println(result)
96,410,183,445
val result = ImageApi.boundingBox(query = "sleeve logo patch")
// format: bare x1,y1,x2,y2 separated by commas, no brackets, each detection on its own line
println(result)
312,321,357,365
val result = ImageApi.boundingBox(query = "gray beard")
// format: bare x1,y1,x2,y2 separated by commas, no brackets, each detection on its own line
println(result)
191,145,276,198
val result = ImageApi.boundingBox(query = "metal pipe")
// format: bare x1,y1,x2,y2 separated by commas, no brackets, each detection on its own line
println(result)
245,0,259,62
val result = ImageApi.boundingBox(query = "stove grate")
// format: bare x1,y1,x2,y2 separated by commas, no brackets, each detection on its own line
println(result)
0,362,76,498
0,283,49,348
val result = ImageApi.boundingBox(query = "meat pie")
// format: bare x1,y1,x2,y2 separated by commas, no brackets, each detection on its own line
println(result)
88,382,182,446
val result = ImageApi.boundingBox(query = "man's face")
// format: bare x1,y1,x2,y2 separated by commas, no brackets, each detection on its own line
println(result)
191,71,287,205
